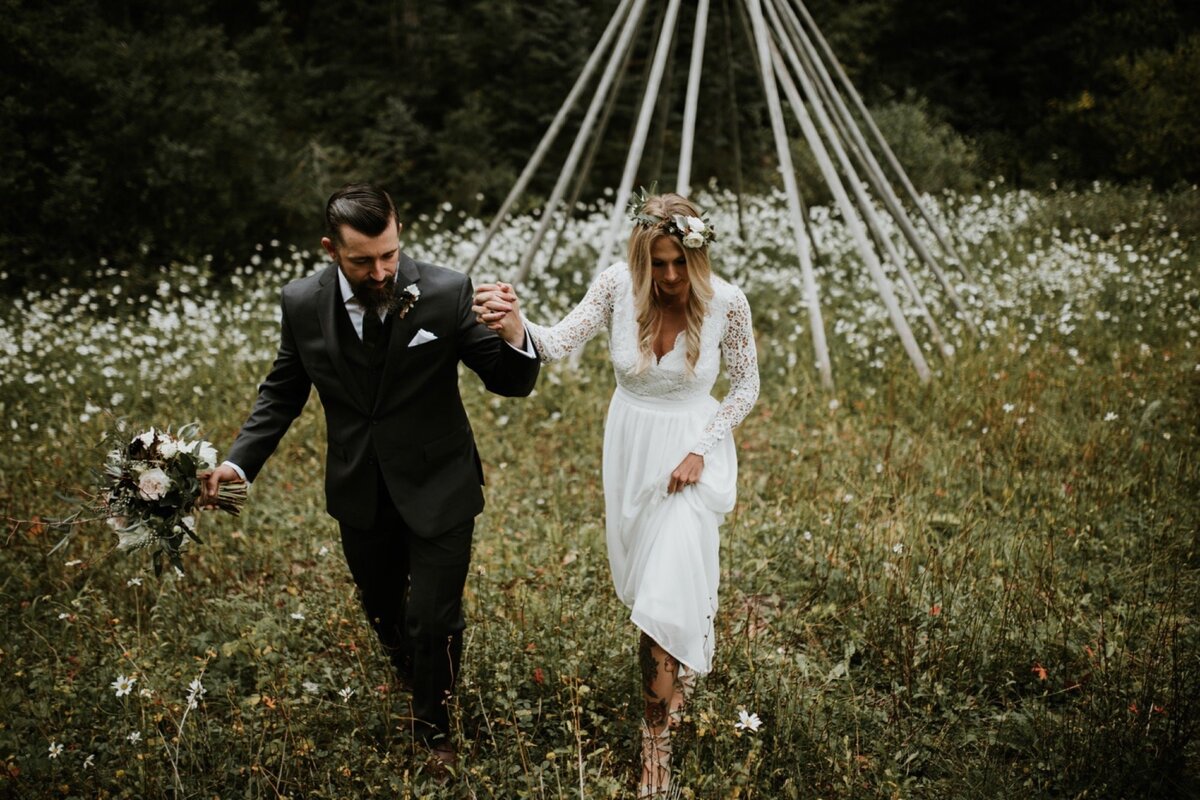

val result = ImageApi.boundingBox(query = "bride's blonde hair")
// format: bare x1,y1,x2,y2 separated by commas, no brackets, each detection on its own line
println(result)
626,193,715,374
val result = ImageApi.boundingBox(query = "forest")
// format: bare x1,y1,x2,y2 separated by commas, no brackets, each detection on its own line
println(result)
2,0,1199,282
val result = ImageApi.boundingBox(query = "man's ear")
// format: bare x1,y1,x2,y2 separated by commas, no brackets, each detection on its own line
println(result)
396,222,404,238
321,236,338,261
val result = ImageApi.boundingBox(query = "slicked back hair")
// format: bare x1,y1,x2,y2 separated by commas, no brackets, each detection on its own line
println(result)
325,184,398,244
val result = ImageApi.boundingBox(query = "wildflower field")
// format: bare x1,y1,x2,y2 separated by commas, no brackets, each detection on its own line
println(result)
1,185,1198,798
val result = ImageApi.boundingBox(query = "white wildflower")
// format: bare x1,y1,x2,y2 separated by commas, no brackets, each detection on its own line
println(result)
734,710,763,732
111,674,136,697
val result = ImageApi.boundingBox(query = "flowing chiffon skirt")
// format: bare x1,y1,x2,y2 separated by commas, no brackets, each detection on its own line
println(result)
603,386,738,675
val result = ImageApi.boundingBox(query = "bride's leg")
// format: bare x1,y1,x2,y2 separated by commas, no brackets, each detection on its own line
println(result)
640,632,678,731
638,633,678,796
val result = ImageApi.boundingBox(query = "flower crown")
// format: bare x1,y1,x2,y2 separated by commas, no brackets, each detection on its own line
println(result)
626,187,717,249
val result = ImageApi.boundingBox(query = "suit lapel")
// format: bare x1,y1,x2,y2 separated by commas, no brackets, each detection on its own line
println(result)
316,264,372,415
374,253,423,414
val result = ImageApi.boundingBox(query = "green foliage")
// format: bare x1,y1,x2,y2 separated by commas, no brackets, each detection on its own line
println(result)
791,94,980,206
3,0,1198,283
1095,32,1200,186
1,187,1198,796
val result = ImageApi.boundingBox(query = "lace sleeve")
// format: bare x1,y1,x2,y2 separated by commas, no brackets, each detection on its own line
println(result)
694,287,759,456
525,264,621,362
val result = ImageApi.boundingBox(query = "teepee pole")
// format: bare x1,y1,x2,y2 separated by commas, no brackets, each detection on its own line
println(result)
677,0,711,196
792,0,970,280
466,0,635,276
514,0,649,284
765,0,948,357
598,0,685,269
744,0,833,390
763,9,930,382
773,0,978,335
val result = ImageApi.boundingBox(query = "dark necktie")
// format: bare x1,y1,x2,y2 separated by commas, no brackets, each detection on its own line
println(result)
362,309,384,349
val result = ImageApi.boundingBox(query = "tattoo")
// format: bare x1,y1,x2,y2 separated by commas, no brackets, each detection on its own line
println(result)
639,633,659,698
644,697,668,727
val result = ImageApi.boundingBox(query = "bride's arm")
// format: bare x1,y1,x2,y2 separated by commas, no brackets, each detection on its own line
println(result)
693,287,760,455
524,265,621,362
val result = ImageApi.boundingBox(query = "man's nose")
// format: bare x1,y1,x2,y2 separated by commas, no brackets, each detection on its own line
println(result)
370,260,391,280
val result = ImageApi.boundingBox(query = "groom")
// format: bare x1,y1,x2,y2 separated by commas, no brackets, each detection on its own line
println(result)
201,183,538,766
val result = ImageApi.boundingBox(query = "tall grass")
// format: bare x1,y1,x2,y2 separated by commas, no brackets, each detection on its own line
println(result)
0,186,1197,798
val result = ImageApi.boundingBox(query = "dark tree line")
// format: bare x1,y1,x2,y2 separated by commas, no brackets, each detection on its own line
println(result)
1,0,1197,283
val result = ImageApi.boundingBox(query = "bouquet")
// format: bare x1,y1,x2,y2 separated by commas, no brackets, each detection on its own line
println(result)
100,422,246,574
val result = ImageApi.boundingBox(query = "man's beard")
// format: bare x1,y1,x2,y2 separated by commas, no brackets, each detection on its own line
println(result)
351,273,400,315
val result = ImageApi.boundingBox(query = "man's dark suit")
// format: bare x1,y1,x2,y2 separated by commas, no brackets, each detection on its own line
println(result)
226,251,539,740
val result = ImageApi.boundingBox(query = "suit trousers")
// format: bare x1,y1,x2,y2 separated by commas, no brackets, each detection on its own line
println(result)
338,469,473,743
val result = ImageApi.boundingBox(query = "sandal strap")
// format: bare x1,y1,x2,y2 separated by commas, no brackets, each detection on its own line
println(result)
638,721,672,797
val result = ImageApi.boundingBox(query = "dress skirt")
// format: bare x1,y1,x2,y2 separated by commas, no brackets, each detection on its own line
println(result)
603,386,738,675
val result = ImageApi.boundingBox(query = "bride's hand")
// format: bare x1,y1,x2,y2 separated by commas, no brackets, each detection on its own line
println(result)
668,453,704,493
472,282,517,330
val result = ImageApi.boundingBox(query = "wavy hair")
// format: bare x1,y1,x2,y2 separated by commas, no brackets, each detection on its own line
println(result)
626,193,715,374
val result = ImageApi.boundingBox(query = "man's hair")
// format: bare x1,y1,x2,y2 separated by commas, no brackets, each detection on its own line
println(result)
325,183,397,243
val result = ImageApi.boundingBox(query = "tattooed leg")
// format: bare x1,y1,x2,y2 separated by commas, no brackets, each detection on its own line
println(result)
638,633,678,796
639,633,678,732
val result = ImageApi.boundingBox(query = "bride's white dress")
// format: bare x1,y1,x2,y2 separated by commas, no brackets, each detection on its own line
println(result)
526,262,759,674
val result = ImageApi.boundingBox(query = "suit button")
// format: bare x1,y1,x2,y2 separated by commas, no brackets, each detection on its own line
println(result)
367,457,376,466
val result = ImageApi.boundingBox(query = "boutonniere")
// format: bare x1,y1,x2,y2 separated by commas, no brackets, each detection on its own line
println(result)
397,283,420,319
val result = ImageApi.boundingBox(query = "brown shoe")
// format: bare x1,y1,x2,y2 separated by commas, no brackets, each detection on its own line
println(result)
425,741,458,782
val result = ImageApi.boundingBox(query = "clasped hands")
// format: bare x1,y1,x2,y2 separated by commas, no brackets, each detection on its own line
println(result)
472,282,526,348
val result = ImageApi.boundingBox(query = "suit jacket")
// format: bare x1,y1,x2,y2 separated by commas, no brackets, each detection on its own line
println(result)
226,253,540,537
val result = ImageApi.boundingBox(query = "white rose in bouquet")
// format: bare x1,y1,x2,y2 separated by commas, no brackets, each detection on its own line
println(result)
158,439,179,458
137,467,171,501
196,442,219,470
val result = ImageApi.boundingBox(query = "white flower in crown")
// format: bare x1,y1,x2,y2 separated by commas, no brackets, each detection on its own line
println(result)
673,214,714,249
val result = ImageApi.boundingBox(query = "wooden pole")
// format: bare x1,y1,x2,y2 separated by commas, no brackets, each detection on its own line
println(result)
762,7,931,382
792,0,971,280
773,0,978,334
465,0,635,276
676,0,710,195
514,0,650,284
598,0,685,268
744,0,833,390
765,0,949,357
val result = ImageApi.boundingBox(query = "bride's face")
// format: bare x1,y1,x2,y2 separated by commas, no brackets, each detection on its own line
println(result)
649,236,689,302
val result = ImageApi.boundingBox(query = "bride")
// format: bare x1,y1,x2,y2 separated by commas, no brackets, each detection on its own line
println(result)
474,191,759,796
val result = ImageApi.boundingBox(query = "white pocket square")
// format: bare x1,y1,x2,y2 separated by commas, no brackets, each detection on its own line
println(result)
408,328,438,347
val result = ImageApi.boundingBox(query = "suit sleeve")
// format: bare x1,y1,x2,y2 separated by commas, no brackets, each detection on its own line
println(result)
455,275,540,397
225,296,313,481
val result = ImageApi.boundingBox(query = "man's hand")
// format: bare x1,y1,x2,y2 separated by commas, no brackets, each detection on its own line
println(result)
199,464,243,509
667,453,704,494
472,282,526,348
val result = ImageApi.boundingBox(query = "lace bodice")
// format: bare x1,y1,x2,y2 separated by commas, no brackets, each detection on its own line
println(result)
526,262,759,455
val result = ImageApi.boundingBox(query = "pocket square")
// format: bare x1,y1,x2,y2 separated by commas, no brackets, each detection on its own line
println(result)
408,328,438,347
